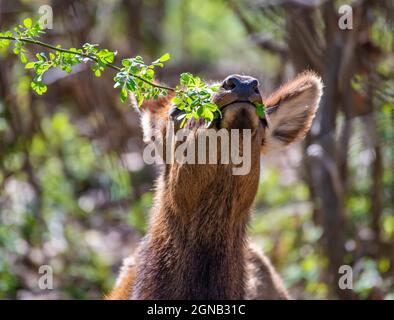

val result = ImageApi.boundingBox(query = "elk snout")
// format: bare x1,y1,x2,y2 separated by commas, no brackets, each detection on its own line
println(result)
215,75,262,131
169,75,263,132
221,75,261,104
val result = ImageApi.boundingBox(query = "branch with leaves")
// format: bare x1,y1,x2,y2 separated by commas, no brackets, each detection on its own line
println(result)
0,18,264,127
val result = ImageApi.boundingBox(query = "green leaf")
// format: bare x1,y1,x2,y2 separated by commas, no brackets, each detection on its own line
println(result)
23,18,32,29
31,80,47,95
37,52,46,61
0,39,10,49
180,117,187,128
97,49,115,63
180,73,192,86
20,52,27,63
210,85,220,92
13,43,21,55
152,62,164,68
135,91,144,107
126,79,136,91
172,97,183,105
120,87,128,103
159,53,170,62
122,59,131,67
25,62,35,69
203,108,214,122
195,106,203,117
144,68,154,80
205,102,219,112
255,102,266,119
0,33,11,49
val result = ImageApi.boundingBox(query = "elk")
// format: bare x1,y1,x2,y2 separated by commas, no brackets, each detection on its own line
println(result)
107,71,323,300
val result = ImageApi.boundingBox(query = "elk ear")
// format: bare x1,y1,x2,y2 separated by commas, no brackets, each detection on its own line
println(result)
132,93,174,143
262,71,323,154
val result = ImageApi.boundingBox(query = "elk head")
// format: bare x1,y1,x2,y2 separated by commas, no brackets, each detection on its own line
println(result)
135,71,322,215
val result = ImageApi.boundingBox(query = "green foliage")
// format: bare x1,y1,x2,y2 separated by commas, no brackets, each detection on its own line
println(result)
114,54,168,104
0,18,249,127
172,72,220,127
0,19,43,63
255,102,266,119
0,18,268,128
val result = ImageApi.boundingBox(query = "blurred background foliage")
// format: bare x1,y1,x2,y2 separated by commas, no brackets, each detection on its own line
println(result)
0,0,393,299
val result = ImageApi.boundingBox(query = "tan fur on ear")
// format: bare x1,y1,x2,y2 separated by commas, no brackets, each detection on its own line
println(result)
132,92,174,143
132,93,174,115
262,71,323,154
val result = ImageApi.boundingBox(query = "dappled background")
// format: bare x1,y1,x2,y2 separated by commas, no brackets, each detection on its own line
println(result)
0,0,393,299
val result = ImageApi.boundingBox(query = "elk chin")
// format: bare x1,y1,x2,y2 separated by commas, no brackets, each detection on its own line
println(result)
220,102,260,132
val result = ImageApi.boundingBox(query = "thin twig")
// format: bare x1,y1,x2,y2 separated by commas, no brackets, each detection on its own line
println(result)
0,35,176,92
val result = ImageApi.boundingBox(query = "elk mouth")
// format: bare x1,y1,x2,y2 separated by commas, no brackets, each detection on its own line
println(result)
220,100,257,112
217,100,269,130
215,100,263,132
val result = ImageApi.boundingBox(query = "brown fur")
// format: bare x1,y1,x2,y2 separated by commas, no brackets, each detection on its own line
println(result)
106,257,136,300
108,246,289,300
108,71,322,300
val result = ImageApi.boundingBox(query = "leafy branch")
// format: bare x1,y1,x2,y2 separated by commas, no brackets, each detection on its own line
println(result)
0,18,225,126
1,35,174,92
1,18,266,126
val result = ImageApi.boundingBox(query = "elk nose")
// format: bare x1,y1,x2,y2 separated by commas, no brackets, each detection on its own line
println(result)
222,75,260,101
